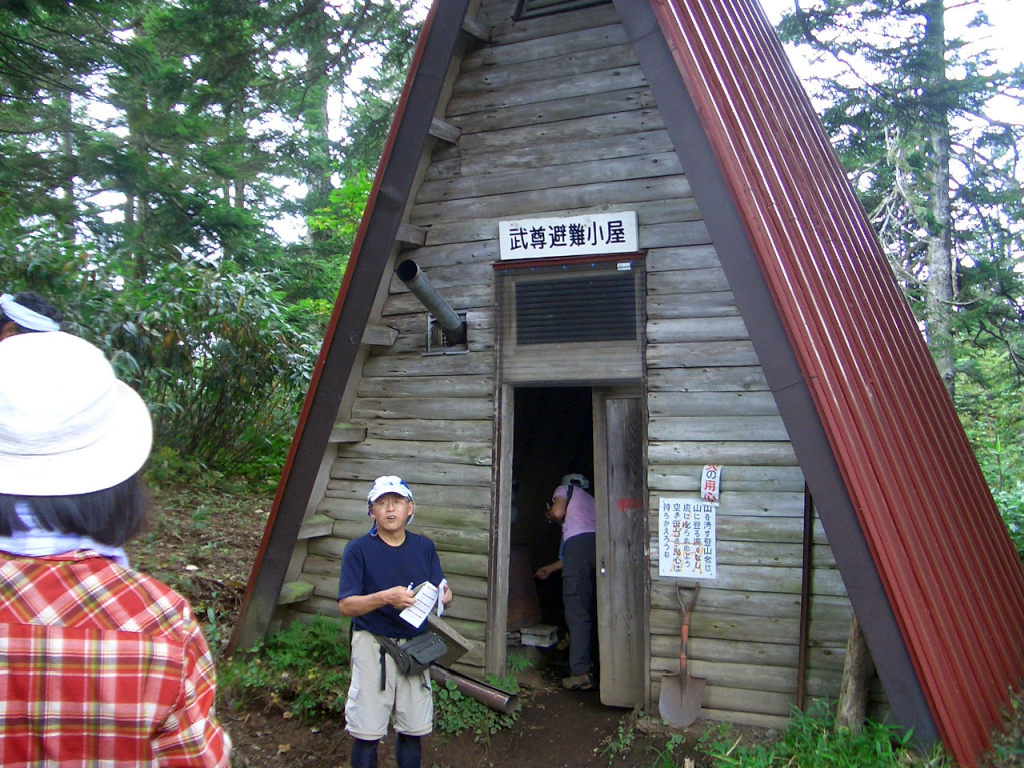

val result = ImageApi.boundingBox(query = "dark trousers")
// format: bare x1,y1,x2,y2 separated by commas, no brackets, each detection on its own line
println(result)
351,735,421,768
562,532,597,676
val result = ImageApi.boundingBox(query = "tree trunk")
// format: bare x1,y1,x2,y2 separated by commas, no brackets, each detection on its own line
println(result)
304,0,333,249
837,613,875,734
923,0,955,398
59,95,77,246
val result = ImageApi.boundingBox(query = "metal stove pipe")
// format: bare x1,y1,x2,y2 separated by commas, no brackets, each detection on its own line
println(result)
395,259,466,345
429,666,519,715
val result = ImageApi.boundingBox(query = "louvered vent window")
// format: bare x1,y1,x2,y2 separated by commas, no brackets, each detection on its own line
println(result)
516,271,636,345
513,0,610,20
497,255,645,384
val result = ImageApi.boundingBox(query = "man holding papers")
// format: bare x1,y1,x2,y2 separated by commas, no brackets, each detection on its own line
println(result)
337,476,453,768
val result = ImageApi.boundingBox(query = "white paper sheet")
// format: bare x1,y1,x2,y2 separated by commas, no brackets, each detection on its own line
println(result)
399,581,440,627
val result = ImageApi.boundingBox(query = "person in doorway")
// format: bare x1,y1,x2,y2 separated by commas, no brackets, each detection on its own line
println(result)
0,291,62,339
0,331,230,766
337,476,454,768
546,473,598,691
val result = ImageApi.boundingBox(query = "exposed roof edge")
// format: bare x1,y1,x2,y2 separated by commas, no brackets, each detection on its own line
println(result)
614,0,937,745
228,0,473,654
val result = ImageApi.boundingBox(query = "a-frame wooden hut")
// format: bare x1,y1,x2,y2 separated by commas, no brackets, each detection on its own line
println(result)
229,1,1024,765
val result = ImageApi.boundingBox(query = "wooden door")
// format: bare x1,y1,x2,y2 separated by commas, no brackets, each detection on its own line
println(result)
594,389,647,707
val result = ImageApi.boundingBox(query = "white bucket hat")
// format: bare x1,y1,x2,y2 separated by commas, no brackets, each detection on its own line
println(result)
0,332,153,496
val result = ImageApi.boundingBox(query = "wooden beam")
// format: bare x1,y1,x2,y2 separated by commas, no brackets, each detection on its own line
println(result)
297,514,334,540
277,580,315,605
360,324,398,347
396,223,427,247
328,423,367,444
429,118,462,145
461,16,491,43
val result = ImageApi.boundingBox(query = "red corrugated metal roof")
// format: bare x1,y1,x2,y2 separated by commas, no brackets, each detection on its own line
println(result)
650,0,1024,763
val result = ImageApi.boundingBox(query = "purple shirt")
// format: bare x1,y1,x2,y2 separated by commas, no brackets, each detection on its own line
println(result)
553,484,596,542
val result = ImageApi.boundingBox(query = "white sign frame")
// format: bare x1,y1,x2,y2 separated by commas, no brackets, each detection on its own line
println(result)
658,498,717,579
498,211,638,260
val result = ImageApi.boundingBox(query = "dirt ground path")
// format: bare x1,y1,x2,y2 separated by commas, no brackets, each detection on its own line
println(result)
131,485,735,768
224,668,713,768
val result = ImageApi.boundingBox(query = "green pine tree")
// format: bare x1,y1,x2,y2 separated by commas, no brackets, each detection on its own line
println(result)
777,0,1024,397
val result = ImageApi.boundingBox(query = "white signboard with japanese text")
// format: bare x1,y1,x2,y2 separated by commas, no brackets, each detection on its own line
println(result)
658,498,717,579
701,464,722,503
498,211,638,260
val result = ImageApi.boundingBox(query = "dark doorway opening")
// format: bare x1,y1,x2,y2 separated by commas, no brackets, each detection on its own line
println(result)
508,387,594,644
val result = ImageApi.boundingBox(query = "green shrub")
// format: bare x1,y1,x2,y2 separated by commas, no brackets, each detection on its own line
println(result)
991,482,1024,563
700,701,949,767
219,616,351,720
598,717,636,764
506,652,532,674
432,674,520,741
986,689,1024,767
647,733,685,768
0,239,320,482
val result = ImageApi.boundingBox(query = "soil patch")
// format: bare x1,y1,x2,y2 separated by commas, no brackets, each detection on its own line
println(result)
221,668,720,768
129,483,722,768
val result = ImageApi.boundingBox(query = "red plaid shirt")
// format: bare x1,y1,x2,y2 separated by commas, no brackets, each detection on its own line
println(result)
0,551,230,767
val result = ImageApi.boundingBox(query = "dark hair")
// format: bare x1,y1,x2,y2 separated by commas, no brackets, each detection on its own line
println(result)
0,291,63,333
0,473,149,547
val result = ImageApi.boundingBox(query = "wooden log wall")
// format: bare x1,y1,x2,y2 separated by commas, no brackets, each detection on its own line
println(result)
641,156,876,726
280,0,879,721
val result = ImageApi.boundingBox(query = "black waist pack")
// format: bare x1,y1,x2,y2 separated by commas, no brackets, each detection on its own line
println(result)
373,632,448,689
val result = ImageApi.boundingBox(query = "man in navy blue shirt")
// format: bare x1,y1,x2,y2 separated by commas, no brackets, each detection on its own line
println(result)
338,476,453,768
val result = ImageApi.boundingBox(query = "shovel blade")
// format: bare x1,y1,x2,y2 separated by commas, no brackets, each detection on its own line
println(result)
658,673,706,727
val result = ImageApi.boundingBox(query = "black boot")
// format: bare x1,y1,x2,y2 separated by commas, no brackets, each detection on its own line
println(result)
395,733,421,768
351,737,379,768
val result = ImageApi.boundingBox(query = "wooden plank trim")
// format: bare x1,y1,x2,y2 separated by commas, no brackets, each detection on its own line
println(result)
328,424,368,444
297,514,334,540
461,15,491,42
361,324,399,347
396,223,427,247
277,580,315,605
429,118,462,145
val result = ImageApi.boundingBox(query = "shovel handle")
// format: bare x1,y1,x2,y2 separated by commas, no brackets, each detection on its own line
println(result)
676,582,700,616
676,583,699,668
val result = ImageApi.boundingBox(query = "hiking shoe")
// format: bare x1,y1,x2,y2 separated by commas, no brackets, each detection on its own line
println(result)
562,672,595,691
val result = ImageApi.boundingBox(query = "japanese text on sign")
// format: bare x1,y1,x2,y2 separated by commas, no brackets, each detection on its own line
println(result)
658,498,717,579
701,464,722,503
498,212,638,260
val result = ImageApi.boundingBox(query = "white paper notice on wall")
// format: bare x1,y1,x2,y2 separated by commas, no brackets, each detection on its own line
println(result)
658,498,717,579
701,464,722,503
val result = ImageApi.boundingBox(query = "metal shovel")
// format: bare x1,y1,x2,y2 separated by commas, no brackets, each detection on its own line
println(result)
658,582,705,727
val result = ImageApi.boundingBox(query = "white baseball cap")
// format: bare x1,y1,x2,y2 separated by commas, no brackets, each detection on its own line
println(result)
367,475,415,504
0,332,153,496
